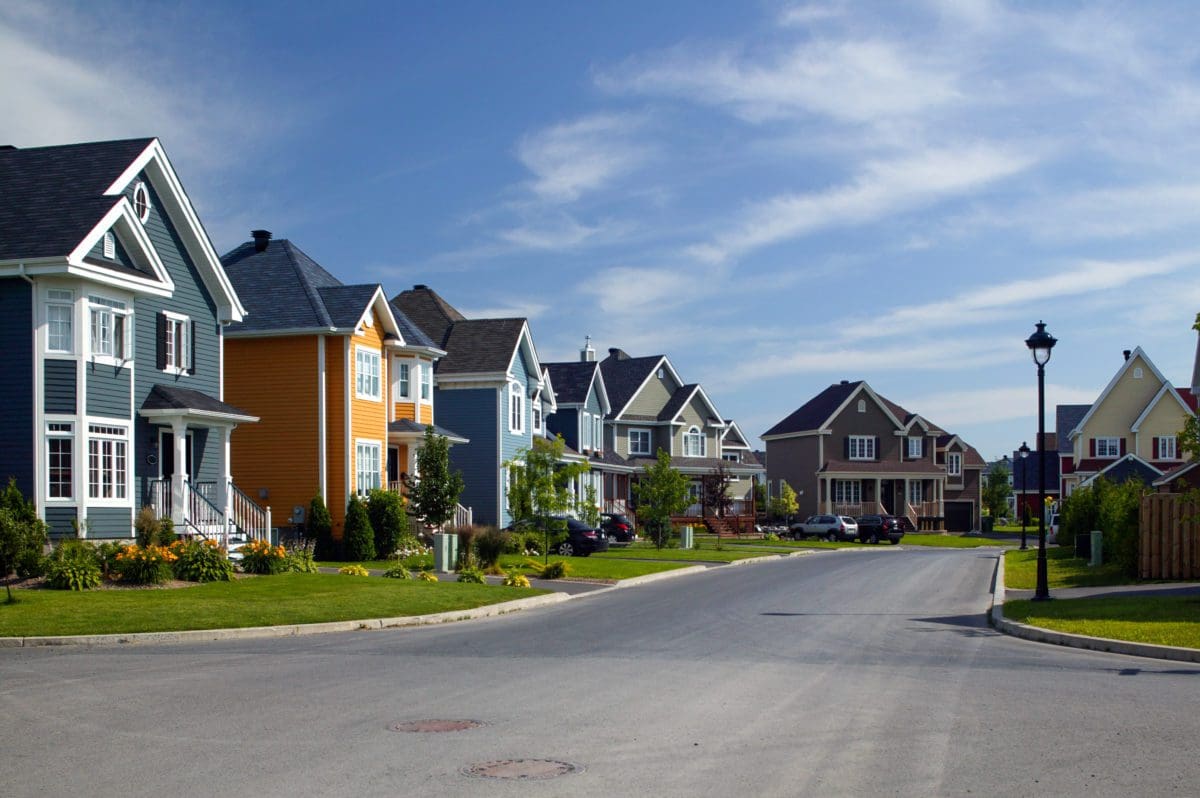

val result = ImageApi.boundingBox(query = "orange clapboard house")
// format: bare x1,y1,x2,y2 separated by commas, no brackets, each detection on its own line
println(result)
220,231,457,539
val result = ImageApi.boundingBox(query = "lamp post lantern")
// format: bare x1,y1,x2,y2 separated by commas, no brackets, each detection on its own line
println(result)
1025,321,1057,601
1017,441,1030,551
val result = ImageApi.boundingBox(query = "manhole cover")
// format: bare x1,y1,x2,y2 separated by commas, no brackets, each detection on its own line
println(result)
389,719,486,733
463,759,582,780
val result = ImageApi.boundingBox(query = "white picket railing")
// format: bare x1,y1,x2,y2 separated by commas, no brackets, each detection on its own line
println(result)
228,481,270,543
147,478,271,551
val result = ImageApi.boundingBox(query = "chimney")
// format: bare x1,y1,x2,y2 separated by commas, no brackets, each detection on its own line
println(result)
1123,349,1131,361
414,284,428,290
608,347,628,360
581,335,595,362
251,229,271,252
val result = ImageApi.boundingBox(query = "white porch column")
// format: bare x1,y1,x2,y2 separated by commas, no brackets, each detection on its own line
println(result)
823,476,831,513
216,425,232,536
171,420,188,529
874,478,881,513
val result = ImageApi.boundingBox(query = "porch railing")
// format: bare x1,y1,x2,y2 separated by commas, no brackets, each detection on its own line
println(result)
228,481,270,543
146,478,270,550
833,502,885,517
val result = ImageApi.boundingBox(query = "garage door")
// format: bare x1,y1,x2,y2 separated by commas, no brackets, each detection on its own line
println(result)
944,501,974,532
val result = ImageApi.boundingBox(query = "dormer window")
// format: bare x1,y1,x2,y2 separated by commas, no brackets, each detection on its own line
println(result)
946,452,962,477
133,181,151,223
907,437,923,458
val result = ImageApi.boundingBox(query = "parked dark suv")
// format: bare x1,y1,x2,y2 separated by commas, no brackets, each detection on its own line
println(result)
600,512,636,543
855,515,905,545
509,516,610,557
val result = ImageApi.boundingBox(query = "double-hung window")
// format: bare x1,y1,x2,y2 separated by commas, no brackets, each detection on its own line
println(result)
397,363,411,399
1096,437,1121,458
581,412,592,450
89,296,131,362
88,424,127,500
509,382,525,433
161,312,191,373
683,426,706,457
907,437,923,459
355,347,381,401
355,441,381,494
593,417,603,452
46,290,73,353
1159,436,1178,460
834,480,861,504
908,481,924,504
47,422,73,499
946,452,962,478
629,428,652,456
420,364,432,401
848,435,875,460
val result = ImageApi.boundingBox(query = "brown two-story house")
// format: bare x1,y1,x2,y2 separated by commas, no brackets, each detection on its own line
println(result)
761,380,985,531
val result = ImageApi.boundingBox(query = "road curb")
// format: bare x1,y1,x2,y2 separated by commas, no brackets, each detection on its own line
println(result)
988,553,1200,663
0,592,570,648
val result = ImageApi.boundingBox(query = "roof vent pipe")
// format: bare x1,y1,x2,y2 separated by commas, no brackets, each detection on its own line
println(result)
251,229,272,252
1123,349,1131,361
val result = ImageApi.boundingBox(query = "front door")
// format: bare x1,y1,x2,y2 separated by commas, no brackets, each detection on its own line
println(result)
881,480,894,515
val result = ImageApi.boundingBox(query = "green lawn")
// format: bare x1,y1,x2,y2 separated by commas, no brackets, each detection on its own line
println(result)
902,534,1014,548
1004,595,1200,649
1004,547,1131,590
0,573,547,637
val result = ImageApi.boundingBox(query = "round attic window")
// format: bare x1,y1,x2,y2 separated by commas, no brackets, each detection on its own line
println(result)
133,181,151,223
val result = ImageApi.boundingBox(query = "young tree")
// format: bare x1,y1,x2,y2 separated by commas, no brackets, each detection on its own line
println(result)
308,494,336,560
634,450,692,548
982,462,1013,519
700,462,734,518
367,488,408,557
768,481,799,521
505,435,590,561
343,494,376,561
407,426,465,530
0,480,48,603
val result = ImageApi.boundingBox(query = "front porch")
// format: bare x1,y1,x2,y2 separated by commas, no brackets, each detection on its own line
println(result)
820,472,946,530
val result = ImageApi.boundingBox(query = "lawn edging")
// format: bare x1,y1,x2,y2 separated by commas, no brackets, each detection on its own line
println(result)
0,591,570,649
989,554,1200,664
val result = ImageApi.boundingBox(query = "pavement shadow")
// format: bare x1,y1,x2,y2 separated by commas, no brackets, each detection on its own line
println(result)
908,613,999,637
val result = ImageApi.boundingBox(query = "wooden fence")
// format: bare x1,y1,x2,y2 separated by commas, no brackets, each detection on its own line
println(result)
1139,493,1200,580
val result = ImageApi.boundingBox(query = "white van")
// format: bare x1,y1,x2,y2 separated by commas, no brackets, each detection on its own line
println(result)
1048,513,1060,544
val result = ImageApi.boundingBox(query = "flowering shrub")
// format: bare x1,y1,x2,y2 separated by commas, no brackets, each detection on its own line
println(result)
171,538,233,583
382,564,413,579
285,539,319,573
417,570,438,582
501,571,531,588
44,540,102,591
338,564,369,576
115,544,177,585
238,539,289,575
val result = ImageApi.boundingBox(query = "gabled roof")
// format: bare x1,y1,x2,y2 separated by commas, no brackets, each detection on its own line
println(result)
222,237,400,339
1153,459,1200,488
1131,383,1197,432
390,285,467,349
1080,453,1163,487
438,318,536,376
387,419,468,444
139,384,257,424
1056,404,1090,454
0,138,245,320
762,380,906,439
936,435,987,467
722,420,752,450
599,349,684,420
1068,347,1171,440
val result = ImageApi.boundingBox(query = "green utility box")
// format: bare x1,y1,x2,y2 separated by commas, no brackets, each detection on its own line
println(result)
679,525,694,549
433,532,459,573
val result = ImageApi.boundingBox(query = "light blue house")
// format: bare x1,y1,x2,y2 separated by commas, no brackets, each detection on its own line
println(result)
391,285,550,526
0,138,265,541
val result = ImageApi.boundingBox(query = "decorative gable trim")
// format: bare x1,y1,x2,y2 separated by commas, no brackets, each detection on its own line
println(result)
1130,383,1194,432
822,382,905,432
66,202,174,296
1069,347,1169,440
613,355,683,420
354,286,403,341
589,365,612,417
504,321,543,389
663,384,725,427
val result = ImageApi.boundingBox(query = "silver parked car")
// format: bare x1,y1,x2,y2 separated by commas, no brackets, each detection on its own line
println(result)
788,514,860,542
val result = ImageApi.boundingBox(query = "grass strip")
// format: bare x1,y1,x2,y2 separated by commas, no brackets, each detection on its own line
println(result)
1004,547,1131,590
1004,595,1200,649
901,534,1014,549
0,573,546,637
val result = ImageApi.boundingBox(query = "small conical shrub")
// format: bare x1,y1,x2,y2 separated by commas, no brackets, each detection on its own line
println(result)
309,495,336,560
343,494,376,562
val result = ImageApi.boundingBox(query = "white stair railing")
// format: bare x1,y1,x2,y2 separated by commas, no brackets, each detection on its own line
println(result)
228,481,271,544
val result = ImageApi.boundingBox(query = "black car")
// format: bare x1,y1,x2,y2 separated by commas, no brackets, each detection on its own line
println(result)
600,512,636,543
855,514,905,545
508,516,610,557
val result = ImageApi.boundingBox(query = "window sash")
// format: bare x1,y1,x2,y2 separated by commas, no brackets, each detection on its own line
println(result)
629,429,651,456
848,435,875,460
834,480,861,504
1096,438,1120,458
1160,436,1178,459
684,427,705,458
509,385,524,433
355,442,381,494
397,363,410,398
947,453,962,477
48,431,73,499
355,349,381,400
47,303,73,353
87,426,127,500
907,437,922,458
420,365,431,400
908,481,923,504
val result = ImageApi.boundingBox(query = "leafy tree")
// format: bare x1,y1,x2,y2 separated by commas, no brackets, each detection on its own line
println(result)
700,462,734,518
1179,414,1200,462
753,482,767,514
367,488,408,557
0,480,48,602
505,435,590,561
576,483,601,527
769,481,799,521
343,494,376,561
982,462,1012,519
634,450,691,548
308,494,336,560
406,426,465,530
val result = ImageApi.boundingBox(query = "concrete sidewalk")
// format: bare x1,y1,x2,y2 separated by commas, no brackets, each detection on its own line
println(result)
989,555,1200,663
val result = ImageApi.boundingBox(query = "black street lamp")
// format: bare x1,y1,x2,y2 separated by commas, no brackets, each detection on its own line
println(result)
1025,321,1057,601
1017,441,1030,550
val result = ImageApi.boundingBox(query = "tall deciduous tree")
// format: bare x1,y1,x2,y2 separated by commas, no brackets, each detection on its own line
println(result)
634,450,692,548
505,434,590,561
982,462,1013,519
700,462,734,518
407,426,465,531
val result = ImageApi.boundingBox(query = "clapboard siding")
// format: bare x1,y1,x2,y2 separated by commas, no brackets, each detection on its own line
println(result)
437,387,499,526
45,506,78,539
86,506,133,539
44,359,77,414
85,361,131,419
0,279,34,496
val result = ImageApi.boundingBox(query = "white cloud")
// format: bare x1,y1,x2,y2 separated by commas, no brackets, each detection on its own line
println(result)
729,338,1019,383
689,143,1035,262
894,384,1099,428
457,300,551,321
516,113,650,202
498,214,611,250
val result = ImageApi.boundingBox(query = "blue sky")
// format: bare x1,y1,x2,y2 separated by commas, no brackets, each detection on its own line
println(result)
6,0,1200,461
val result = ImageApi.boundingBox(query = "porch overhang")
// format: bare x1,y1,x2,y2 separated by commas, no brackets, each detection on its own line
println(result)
387,419,469,446
139,384,259,428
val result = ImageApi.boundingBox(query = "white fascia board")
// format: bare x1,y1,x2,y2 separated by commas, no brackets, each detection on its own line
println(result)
139,407,260,426
613,355,671,419
504,321,543,384
436,371,509,387
1131,383,1193,432
820,382,905,432
359,287,403,340
67,202,175,295
1072,346,1169,438
760,429,833,442
226,326,338,339
591,367,612,416
107,139,246,322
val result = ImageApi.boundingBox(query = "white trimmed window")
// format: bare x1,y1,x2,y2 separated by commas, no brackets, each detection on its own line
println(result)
907,437,923,458
88,296,131,362
420,363,432,401
908,481,923,504
723,453,739,462
87,424,128,500
47,422,73,499
629,428,652,456
684,426,706,457
396,362,411,399
46,289,73,354
532,401,543,433
162,312,191,373
593,417,602,452
947,452,962,477
582,412,592,450
1159,436,1178,460
1096,437,1120,458
355,347,381,401
355,440,382,495
834,480,861,504
509,382,525,434
133,181,151,222
848,435,875,460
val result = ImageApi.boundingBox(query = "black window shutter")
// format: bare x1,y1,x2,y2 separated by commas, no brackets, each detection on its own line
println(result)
844,437,849,458
188,320,197,375
156,312,167,371
874,436,880,460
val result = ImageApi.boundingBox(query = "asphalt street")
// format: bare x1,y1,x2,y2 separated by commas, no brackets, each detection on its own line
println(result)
2,548,1198,797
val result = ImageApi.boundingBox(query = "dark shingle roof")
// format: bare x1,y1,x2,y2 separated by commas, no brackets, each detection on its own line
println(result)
390,303,438,350
0,138,154,261
390,286,466,348
1088,455,1162,486
437,318,526,374
658,384,699,421
317,284,379,329
762,381,862,437
599,351,664,418
1056,404,1091,454
387,419,468,443
141,384,255,419
543,361,597,404
1012,450,1061,492
222,239,344,332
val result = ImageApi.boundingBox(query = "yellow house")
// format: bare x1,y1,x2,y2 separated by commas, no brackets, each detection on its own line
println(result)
220,231,456,539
